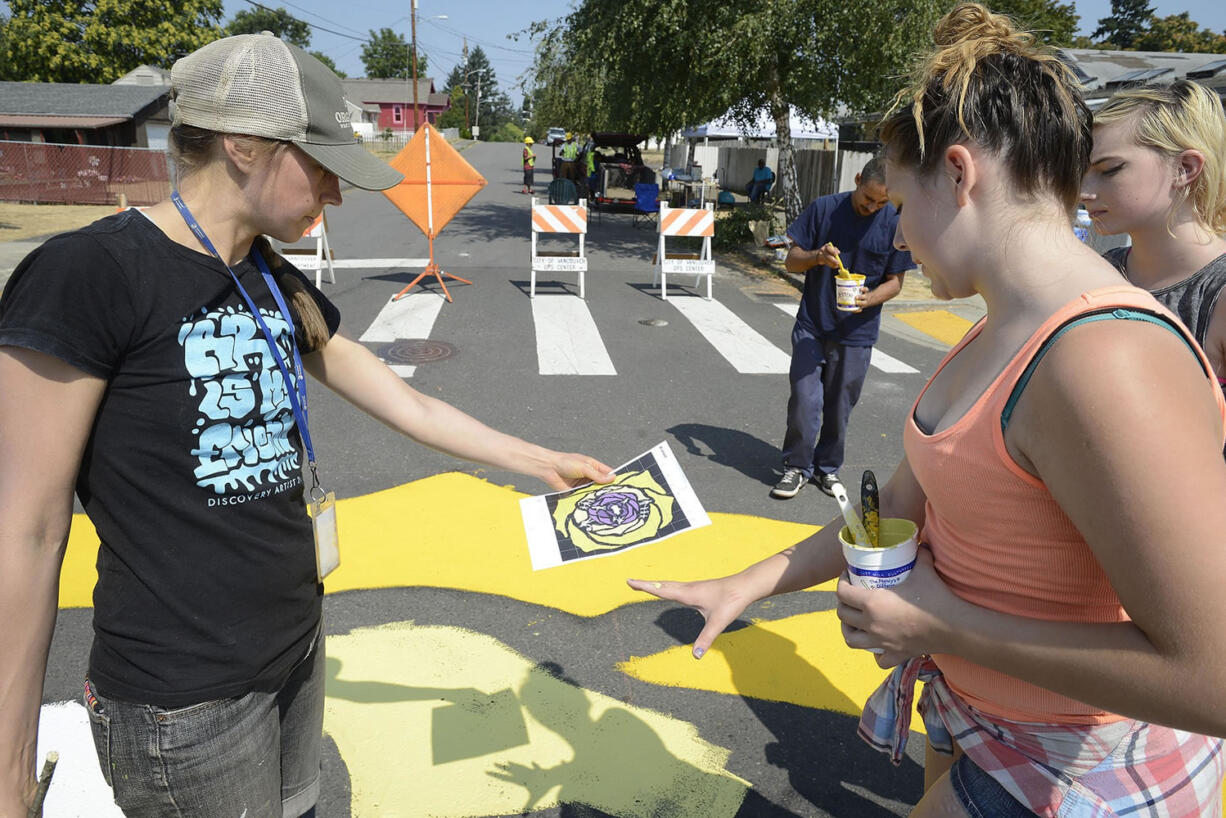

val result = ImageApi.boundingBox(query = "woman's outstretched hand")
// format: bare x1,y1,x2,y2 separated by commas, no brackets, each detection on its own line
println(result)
835,548,961,667
543,453,616,490
626,576,751,659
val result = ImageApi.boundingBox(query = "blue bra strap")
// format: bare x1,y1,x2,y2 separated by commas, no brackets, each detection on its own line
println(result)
1001,308,1201,434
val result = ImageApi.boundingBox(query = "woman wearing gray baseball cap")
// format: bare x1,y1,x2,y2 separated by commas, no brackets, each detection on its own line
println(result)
0,33,614,817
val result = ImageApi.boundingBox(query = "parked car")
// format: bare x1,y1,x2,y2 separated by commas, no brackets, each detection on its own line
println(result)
545,127,566,146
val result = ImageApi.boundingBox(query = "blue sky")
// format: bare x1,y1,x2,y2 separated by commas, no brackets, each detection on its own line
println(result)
219,0,571,104
217,0,1226,107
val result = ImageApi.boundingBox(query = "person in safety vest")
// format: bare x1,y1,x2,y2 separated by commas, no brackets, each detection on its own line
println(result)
558,132,580,182
521,136,536,195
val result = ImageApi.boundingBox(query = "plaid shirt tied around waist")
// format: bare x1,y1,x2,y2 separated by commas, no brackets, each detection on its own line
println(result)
858,656,1224,816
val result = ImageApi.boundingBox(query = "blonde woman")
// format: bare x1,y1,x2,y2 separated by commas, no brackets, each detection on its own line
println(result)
1082,79,1226,388
631,5,1226,815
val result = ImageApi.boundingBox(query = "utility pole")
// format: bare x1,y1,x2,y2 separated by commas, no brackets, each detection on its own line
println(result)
473,72,481,140
410,0,419,132
462,39,470,136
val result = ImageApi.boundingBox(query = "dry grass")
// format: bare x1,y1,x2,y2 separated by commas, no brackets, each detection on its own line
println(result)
0,202,117,242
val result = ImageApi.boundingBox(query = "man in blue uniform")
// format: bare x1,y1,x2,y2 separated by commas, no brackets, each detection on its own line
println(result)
772,156,913,498
747,159,775,203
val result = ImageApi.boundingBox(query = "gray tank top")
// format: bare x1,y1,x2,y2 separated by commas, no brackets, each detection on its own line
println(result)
1103,247,1226,349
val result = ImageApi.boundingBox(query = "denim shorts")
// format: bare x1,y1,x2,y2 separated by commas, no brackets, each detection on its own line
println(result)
950,754,1035,817
84,630,324,818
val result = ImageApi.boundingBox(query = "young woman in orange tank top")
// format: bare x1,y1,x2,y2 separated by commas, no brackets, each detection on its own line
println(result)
630,5,1226,815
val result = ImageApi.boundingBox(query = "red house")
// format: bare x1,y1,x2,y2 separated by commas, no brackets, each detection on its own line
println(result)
341,78,449,134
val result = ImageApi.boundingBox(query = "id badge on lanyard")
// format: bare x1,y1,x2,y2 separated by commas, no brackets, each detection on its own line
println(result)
171,192,340,580
309,489,340,580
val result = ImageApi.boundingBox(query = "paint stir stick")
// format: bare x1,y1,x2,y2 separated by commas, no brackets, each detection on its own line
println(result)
27,751,57,818
829,481,873,548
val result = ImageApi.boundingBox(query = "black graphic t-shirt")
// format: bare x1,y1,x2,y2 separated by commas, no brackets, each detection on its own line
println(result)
0,210,341,706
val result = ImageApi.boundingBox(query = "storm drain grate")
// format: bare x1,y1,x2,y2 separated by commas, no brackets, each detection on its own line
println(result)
378,339,456,365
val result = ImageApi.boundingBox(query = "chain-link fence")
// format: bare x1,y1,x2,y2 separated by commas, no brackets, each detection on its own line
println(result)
0,140,171,206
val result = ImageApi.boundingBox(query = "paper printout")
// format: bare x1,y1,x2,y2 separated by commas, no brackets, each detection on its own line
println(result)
520,441,711,570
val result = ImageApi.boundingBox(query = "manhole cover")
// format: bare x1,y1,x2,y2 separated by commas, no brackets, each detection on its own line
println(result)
379,339,456,365
639,318,669,327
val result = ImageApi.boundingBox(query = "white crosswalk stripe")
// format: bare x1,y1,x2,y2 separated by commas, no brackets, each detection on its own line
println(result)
772,302,919,374
332,258,430,268
669,296,792,374
353,289,921,378
358,292,448,378
531,295,617,375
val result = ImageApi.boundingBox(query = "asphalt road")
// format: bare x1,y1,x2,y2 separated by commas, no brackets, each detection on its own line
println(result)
25,140,991,817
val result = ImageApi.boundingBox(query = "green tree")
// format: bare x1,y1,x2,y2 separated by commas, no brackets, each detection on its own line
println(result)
225,6,310,48
311,50,346,77
526,0,947,222
988,0,1080,45
488,120,524,142
441,46,507,139
0,0,223,83
435,85,470,134
0,11,10,80
1134,13,1226,53
1091,0,1154,48
361,27,426,79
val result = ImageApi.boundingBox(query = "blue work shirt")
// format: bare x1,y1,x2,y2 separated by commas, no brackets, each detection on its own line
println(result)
787,191,912,346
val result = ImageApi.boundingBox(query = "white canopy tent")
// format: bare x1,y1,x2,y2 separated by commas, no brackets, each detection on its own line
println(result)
681,106,837,141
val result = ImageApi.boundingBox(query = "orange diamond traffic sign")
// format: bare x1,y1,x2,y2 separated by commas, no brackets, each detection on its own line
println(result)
382,124,487,238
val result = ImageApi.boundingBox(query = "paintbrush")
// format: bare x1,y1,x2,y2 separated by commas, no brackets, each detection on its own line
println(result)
861,470,880,548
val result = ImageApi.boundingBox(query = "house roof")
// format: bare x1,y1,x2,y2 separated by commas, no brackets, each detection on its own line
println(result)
341,78,445,106
0,81,169,118
113,65,173,87
0,114,127,129
1056,48,1226,101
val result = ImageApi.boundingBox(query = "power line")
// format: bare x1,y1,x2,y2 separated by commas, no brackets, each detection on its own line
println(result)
271,0,368,39
239,0,367,41
421,17,536,55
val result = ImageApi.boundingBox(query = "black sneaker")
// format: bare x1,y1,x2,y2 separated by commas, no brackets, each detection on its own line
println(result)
771,468,807,499
815,472,841,497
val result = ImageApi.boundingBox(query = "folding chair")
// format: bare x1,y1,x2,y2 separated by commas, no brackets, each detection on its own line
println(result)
632,182,660,228
652,202,715,301
530,197,588,298
547,178,579,205
280,211,336,287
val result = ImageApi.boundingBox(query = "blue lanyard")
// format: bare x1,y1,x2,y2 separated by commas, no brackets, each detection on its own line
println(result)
170,191,323,492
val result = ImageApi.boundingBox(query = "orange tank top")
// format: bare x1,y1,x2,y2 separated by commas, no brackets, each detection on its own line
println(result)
904,286,1226,724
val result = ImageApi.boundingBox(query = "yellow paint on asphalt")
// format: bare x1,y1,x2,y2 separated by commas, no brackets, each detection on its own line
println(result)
325,621,750,818
618,608,926,735
892,309,974,346
58,472,818,616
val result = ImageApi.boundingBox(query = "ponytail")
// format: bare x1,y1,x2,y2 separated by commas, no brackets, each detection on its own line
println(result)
252,236,331,353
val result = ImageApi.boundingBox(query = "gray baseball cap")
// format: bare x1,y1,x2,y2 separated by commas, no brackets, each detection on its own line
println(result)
171,33,404,191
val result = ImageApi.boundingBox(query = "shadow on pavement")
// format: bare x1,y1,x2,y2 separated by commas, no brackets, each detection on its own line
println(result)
654,609,923,817
450,201,666,263
492,661,748,818
668,422,783,487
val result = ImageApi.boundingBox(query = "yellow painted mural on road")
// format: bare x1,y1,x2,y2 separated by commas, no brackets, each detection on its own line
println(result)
619,610,926,735
325,621,750,817
53,474,843,817
57,473,819,615
891,309,974,346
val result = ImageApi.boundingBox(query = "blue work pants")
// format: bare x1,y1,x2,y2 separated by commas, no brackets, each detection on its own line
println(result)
781,322,873,479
